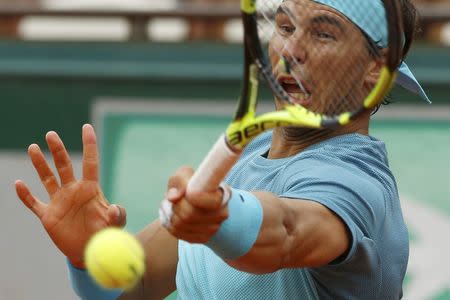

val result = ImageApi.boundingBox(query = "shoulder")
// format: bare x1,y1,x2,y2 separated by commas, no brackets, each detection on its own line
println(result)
283,133,394,188
280,134,397,236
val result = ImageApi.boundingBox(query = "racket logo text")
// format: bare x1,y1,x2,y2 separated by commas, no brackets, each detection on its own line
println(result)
227,120,293,148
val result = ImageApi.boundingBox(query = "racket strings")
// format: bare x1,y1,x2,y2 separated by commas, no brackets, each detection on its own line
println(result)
255,0,387,118
256,2,312,103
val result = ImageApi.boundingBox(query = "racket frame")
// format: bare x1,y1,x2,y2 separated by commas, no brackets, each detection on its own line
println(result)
187,0,403,194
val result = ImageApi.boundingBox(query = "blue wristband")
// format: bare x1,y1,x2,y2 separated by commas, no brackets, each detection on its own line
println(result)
67,259,123,300
206,188,263,260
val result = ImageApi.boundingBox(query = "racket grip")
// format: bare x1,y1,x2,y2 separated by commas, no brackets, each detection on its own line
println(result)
187,134,241,194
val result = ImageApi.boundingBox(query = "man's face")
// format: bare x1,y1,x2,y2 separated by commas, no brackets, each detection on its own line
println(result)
268,0,381,115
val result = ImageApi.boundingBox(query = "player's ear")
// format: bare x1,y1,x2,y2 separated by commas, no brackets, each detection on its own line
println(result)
364,55,385,87
364,47,390,89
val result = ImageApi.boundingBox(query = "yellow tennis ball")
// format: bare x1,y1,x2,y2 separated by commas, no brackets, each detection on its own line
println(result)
84,227,145,291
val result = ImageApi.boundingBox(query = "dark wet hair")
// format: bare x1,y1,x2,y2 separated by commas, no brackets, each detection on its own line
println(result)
372,0,420,114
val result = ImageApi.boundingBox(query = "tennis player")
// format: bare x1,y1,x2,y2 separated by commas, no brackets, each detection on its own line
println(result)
16,0,430,299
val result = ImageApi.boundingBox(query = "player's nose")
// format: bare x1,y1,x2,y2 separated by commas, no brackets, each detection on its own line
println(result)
281,30,307,66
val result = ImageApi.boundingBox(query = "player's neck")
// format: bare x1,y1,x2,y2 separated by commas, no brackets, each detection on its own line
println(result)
267,115,370,159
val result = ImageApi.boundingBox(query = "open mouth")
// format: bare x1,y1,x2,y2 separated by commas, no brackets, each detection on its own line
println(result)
278,76,312,106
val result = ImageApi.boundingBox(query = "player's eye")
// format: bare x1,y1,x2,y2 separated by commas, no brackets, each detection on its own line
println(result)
278,24,295,36
312,30,336,41
275,12,296,36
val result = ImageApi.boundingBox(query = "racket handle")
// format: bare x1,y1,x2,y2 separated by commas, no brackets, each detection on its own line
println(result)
187,134,241,194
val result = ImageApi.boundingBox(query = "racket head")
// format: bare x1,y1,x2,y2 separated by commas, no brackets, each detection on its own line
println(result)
228,0,403,150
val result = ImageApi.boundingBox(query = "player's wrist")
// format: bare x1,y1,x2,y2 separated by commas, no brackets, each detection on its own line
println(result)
205,187,263,260
67,259,123,300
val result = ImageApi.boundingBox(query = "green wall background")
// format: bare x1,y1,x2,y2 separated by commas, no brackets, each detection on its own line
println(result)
0,40,448,151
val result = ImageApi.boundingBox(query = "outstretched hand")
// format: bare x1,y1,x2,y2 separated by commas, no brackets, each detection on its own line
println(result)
15,124,126,268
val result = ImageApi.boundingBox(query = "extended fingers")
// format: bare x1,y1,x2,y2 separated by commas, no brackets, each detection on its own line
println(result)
46,131,76,186
15,180,47,219
82,124,99,182
28,144,59,196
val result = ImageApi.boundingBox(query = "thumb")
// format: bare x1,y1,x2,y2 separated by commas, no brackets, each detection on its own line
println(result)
107,204,127,228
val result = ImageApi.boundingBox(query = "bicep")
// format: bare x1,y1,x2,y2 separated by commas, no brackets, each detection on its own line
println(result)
119,220,178,300
279,198,350,268
226,192,349,273
280,164,387,267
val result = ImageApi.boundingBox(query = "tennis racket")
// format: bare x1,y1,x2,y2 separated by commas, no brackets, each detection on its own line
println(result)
187,0,403,197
